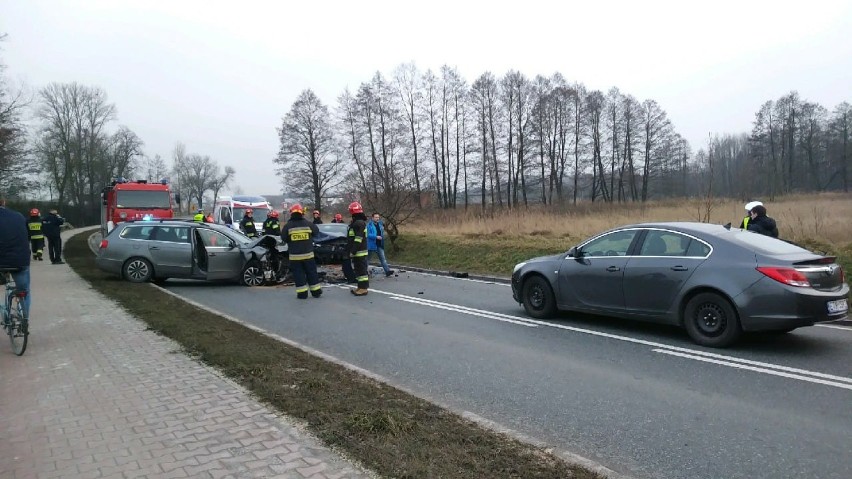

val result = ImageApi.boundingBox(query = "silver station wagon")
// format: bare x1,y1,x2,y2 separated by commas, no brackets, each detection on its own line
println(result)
95,220,287,286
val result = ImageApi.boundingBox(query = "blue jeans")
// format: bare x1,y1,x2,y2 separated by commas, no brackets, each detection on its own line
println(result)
11,266,30,317
367,248,391,275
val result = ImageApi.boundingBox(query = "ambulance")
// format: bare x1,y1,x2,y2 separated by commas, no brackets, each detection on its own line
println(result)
213,195,273,234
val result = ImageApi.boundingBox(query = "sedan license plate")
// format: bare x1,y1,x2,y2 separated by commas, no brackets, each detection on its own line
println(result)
827,299,848,314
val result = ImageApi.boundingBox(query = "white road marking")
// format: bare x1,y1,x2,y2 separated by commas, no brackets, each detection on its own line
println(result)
816,324,852,331
653,349,852,391
391,297,538,328
366,286,852,390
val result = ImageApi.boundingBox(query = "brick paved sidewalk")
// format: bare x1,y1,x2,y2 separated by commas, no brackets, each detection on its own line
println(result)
0,230,372,479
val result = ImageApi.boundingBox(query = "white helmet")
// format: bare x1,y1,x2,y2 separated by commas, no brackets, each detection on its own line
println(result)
744,200,763,212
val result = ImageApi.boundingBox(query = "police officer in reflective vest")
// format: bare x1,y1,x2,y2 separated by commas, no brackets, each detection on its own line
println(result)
263,210,281,236
347,201,369,296
27,208,45,261
739,200,762,229
240,208,258,238
281,204,322,299
193,209,205,222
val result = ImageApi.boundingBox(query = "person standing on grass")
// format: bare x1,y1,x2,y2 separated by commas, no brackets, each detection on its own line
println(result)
42,209,65,264
367,212,394,278
0,197,31,316
739,200,763,229
746,204,779,238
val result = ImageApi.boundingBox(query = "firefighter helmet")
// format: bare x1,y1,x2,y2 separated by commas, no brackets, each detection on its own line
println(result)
348,202,363,214
30,208,40,216
269,210,279,218
289,204,304,214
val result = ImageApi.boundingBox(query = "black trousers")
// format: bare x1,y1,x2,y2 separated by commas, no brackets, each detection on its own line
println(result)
30,238,44,258
353,255,369,289
47,235,62,263
341,257,355,282
290,259,321,298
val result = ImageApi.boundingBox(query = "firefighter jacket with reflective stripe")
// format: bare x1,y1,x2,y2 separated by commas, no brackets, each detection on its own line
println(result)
240,216,258,237
282,218,318,261
347,219,368,258
27,217,44,239
739,216,749,229
262,218,281,236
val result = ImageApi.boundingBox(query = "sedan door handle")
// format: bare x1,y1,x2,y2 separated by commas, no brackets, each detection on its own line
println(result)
149,246,160,251
606,266,621,272
671,266,689,271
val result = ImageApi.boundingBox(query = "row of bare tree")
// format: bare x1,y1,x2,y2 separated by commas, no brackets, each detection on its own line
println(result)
275,64,695,235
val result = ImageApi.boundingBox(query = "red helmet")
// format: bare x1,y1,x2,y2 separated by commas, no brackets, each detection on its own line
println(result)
348,202,363,214
30,208,40,216
269,210,279,218
334,213,343,221
289,203,304,214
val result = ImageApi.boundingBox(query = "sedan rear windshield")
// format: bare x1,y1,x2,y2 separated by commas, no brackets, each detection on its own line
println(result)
116,190,171,209
733,231,811,255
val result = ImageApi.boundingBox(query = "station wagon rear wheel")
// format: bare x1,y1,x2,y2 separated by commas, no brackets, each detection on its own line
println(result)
123,257,153,283
522,275,557,319
684,292,741,348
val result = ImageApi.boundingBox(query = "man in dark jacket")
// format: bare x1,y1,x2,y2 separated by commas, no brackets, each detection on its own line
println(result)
239,209,258,238
27,208,45,261
281,204,321,299
42,209,65,264
746,204,779,238
0,198,32,315
347,202,369,296
262,210,281,236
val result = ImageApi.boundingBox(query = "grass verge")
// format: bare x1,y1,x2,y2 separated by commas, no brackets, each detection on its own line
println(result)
65,231,603,479
388,233,852,280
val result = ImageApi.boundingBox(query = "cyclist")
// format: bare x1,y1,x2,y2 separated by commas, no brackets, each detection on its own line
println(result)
0,197,31,316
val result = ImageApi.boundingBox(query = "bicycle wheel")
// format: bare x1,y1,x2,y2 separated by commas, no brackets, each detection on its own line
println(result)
8,295,28,356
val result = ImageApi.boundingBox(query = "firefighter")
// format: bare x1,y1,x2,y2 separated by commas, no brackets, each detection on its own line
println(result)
263,210,281,236
347,201,369,296
331,213,344,224
281,204,322,299
27,208,45,261
240,208,258,238
312,210,323,225
193,209,205,222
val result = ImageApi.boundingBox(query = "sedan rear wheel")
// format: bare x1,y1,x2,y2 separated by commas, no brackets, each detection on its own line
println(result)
123,257,153,283
684,292,741,348
522,275,557,319
241,260,265,287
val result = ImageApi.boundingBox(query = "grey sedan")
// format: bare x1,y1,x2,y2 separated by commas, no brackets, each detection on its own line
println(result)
511,222,849,347
95,220,286,286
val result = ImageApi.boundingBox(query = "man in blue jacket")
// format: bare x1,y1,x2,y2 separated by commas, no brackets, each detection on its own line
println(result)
0,197,31,315
42,209,65,264
366,212,394,278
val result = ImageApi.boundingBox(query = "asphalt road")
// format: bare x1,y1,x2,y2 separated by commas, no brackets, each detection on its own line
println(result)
164,268,852,479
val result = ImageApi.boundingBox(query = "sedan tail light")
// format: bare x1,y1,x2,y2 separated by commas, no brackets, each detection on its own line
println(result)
99,239,109,249
757,267,811,288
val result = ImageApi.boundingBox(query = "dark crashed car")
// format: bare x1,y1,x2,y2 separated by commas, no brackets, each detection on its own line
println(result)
313,223,350,264
511,222,849,347
96,220,287,286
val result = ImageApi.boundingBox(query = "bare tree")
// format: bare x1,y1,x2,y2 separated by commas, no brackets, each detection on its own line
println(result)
0,33,30,196
182,153,217,209
143,154,169,182
108,126,143,180
210,165,236,203
276,89,343,209
35,82,117,209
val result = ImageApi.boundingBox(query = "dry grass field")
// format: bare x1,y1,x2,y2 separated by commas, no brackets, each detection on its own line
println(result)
405,193,852,245
390,193,852,276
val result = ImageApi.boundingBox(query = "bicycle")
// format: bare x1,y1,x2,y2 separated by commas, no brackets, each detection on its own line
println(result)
0,267,28,356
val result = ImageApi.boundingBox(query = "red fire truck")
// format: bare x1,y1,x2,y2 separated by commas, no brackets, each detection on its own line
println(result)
100,178,174,236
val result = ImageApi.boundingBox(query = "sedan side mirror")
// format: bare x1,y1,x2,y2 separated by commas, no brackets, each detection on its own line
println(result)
568,246,584,258
228,240,237,249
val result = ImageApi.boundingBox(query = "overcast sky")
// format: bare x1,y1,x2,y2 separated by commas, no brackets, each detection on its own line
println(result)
2,0,851,195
